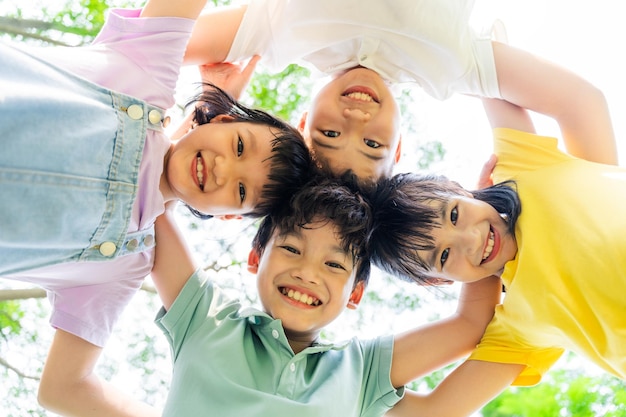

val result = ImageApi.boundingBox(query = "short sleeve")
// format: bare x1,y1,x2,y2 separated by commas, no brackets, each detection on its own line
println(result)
469,310,565,386
49,276,144,347
155,269,242,361
492,128,574,184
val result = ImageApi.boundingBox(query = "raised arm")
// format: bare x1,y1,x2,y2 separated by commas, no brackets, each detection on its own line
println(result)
389,275,501,388
151,204,199,310
183,5,248,65
493,41,617,165
140,0,207,20
388,276,523,417
387,359,524,417
39,330,160,417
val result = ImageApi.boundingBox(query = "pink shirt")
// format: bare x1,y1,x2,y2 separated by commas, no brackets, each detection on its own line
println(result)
11,9,194,347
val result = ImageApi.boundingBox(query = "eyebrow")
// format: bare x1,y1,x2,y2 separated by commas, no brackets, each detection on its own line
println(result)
246,127,258,155
426,200,450,270
312,135,385,162
245,128,262,206
281,229,351,258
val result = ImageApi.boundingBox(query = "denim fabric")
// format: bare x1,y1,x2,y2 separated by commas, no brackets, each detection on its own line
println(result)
0,42,162,275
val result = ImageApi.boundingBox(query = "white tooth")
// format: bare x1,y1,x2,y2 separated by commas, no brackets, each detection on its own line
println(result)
293,291,302,301
347,92,373,102
483,231,495,260
306,296,313,305
288,289,294,298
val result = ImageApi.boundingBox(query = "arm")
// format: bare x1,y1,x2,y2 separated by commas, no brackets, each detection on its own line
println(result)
38,330,160,417
140,0,207,20
481,95,535,134
183,5,248,65
387,360,524,417
151,204,198,310
493,41,617,164
390,275,501,388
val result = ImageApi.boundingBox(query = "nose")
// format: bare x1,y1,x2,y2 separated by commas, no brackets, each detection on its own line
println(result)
292,261,321,285
455,226,483,259
343,107,371,122
213,155,238,186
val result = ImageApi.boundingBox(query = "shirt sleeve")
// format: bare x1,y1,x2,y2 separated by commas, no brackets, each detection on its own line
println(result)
225,0,288,71
48,275,144,347
492,128,575,183
89,8,196,108
155,269,241,361
358,336,404,416
469,311,564,386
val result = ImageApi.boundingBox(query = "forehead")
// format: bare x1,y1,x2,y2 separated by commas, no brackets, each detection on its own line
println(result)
275,221,351,253
304,133,394,181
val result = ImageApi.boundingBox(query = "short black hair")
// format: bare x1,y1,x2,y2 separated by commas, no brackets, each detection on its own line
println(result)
184,83,316,219
368,172,520,284
252,175,373,286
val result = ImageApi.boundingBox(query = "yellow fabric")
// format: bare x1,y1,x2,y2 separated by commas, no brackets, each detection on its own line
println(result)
469,128,626,386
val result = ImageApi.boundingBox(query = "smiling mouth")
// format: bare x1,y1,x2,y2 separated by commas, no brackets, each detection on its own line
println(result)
195,152,205,191
342,86,380,103
481,227,496,264
280,287,321,306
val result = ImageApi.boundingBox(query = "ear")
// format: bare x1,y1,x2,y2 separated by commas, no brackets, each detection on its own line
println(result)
210,114,236,124
216,214,243,221
394,135,402,164
247,249,260,274
297,111,308,133
346,281,366,310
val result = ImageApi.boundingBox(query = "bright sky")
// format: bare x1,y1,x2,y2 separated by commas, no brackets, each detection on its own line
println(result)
413,0,626,188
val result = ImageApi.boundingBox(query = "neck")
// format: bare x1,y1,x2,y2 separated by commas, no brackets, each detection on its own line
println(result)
286,331,320,354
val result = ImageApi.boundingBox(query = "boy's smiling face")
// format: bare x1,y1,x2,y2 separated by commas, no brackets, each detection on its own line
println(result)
298,68,402,181
249,220,364,345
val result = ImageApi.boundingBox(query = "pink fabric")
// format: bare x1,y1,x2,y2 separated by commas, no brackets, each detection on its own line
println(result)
8,9,195,347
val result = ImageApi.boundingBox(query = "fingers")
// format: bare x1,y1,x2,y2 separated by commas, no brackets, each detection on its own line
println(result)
476,154,497,189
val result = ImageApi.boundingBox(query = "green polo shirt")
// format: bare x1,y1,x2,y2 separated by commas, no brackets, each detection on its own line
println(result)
155,269,403,416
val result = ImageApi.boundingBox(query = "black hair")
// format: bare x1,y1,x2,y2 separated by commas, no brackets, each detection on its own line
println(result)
183,83,316,219
252,175,373,286
368,172,521,284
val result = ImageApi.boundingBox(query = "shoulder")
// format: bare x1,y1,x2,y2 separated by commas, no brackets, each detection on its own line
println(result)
493,128,572,182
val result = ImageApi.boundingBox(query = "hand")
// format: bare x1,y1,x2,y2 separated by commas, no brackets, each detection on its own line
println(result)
198,55,260,100
476,154,497,189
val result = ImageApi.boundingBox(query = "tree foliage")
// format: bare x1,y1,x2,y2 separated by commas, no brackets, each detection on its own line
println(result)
1,1,621,416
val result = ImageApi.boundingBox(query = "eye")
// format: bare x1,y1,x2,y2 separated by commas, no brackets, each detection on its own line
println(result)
364,138,381,148
279,245,300,255
237,136,244,156
326,261,346,271
322,130,340,138
238,183,246,203
440,248,450,268
450,206,458,225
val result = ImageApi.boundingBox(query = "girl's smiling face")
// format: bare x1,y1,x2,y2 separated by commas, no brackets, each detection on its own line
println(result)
419,195,518,283
163,117,276,216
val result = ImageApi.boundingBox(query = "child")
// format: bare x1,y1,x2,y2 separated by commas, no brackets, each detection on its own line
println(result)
368,97,625,416
0,0,314,415
145,176,502,416
184,0,617,181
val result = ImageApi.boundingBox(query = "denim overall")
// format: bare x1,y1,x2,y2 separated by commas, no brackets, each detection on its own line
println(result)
0,42,162,275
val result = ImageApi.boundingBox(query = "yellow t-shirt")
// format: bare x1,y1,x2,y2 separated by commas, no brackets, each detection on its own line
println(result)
468,128,626,386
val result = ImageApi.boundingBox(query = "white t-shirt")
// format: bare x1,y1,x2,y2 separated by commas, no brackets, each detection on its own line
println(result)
226,0,500,100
